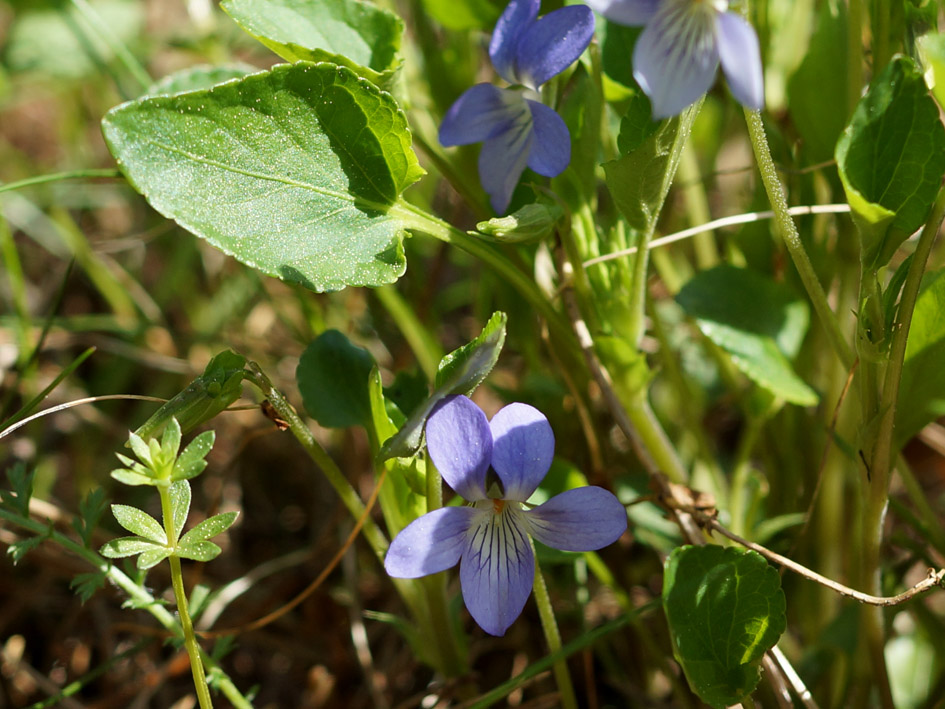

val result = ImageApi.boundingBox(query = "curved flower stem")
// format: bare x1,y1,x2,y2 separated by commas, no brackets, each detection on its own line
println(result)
244,362,390,560
532,551,578,709
393,200,576,347
158,486,213,709
743,109,855,370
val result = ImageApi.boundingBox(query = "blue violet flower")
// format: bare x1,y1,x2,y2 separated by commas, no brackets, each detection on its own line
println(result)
586,0,763,118
384,395,627,636
438,0,594,214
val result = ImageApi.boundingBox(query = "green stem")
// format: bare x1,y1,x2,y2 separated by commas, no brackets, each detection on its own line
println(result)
158,486,213,709
848,0,866,119
744,109,855,369
0,169,122,194
678,142,719,269
729,416,764,537
626,396,689,484
872,0,892,72
245,362,390,560
0,508,252,706
70,0,152,91
870,186,945,514
374,285,443,381
860,187,945,709
393,200,575,345
532,551,577,709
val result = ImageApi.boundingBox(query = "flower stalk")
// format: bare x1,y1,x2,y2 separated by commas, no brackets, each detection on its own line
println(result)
532,552,578,709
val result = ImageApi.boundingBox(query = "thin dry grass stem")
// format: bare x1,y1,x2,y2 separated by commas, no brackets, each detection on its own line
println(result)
679,503,945,606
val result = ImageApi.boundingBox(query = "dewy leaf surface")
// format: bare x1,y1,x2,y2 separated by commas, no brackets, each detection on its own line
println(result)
895,268,945,449
835,56,945,267
676,265,818,406
663,546,786,709
102,62,424,292
221,0,403,86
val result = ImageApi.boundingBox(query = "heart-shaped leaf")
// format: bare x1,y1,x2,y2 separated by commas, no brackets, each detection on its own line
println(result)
297,330,376,429
663,545,787,709
836,56,945,268
103,62,424,293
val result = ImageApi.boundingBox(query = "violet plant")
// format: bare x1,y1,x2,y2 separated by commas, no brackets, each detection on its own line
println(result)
385,395,626,636
439,0,594,212
3,0,945,707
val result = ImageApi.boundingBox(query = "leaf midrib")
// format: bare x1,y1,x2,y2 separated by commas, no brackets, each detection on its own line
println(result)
144,138,393,214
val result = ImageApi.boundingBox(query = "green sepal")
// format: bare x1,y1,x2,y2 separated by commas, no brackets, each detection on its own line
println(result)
475,202,564,243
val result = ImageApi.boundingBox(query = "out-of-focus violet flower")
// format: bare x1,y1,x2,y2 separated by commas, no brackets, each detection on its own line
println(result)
439,0,594,213
585,0,764,118
384,395,627,636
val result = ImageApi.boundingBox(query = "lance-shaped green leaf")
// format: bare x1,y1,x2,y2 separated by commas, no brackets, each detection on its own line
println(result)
168,481,192,542
111,505,167,545
221,0,403,87
604,101,700,234
100,537,166,559
297,330,376,429
136,351,246,440
178,511,239,547
102,62,424,293
172,431,216,482
677,265,818,406
895,268,945,449
379,312,507,460
176,541,223,563
137,548,172,570
663,545,787,709
836,56,945,268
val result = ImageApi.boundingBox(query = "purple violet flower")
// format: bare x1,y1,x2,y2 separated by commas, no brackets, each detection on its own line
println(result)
438,0,595,214
384,395,627,636
586,0,764,118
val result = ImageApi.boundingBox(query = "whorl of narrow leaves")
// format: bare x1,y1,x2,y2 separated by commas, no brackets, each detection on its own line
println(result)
663,545,786,709
102,62,423,293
